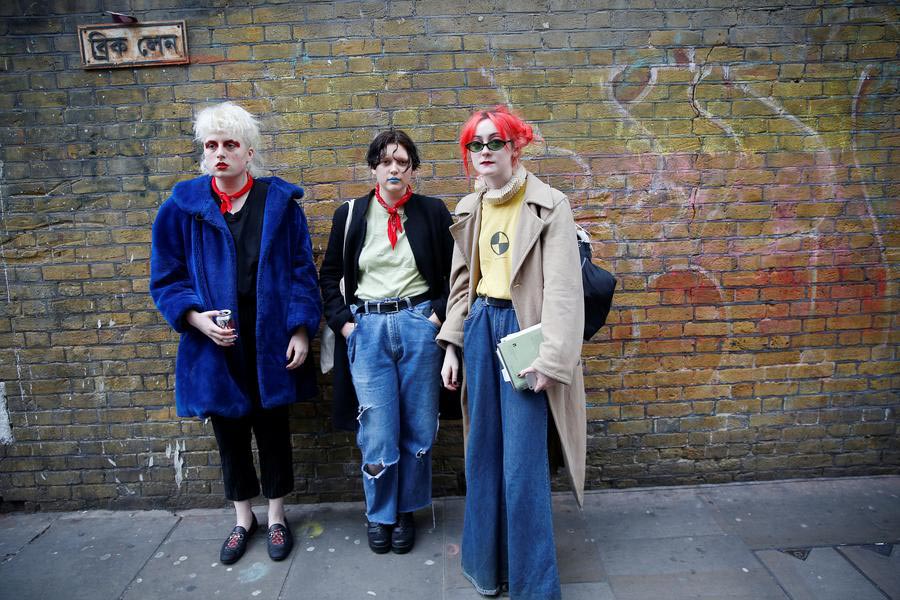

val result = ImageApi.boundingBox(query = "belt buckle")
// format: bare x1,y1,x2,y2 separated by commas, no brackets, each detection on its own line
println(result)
376,300,398,313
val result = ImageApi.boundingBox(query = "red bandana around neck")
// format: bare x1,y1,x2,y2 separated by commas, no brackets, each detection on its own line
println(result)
212,174,254,215
374,184,413,249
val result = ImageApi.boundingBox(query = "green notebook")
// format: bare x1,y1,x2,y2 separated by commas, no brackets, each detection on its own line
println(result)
496,323,543,392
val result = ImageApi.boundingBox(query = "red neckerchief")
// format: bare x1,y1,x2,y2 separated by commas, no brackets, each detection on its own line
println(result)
374,184,413,249
212,174,253,215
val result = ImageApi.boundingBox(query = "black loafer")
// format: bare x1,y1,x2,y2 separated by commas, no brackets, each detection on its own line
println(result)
367,521,392,554
391,512,415,554
267,520,293,561
220,514,258,565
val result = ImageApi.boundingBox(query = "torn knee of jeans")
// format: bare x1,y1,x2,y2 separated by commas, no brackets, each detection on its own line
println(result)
356,404,371,422
362,458,397,480
415,447,430,460
364,462,384,477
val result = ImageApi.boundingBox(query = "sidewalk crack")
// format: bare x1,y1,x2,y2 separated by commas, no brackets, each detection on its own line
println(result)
1,520,53,564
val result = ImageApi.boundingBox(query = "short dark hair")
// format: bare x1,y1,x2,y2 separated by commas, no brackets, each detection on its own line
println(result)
366,129,420,171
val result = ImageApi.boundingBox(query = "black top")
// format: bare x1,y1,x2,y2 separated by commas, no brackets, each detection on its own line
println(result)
213,180,269,403
219,180,269,300
319,191,455,430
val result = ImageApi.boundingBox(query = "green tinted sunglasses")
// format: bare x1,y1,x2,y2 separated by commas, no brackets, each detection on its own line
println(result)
465,139,510,153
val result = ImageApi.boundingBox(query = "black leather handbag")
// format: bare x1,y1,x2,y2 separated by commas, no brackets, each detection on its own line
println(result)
577,227,617,340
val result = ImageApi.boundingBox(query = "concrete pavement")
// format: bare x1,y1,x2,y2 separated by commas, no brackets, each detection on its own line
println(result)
1,476,898,599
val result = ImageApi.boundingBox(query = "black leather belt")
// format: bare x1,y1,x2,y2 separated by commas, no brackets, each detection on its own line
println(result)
356,292,431,314
480,295,513,308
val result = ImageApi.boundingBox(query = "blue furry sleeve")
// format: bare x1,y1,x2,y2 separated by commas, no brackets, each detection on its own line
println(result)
286,200,322,337
149,200,203,333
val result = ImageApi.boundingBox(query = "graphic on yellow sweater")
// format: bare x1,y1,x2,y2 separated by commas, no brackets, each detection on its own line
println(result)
476,184,526,300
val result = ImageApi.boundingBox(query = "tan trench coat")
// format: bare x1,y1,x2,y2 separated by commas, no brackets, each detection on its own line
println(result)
437,171,587,507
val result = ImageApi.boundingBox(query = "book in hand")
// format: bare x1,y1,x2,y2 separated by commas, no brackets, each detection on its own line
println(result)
496,323,542,392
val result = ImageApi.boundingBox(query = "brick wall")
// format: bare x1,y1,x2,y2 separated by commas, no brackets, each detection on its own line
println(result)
0,0,897,511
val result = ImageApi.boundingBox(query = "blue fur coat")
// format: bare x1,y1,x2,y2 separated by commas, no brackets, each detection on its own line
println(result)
150,176,321,418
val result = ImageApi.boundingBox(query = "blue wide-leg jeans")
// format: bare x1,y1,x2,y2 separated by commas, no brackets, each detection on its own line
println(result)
461,297,561,600
347,300,442,525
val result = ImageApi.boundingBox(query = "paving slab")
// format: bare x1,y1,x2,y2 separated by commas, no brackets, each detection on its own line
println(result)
756,547,888,600
599,534,788,600
0,476,897,599
166,509,241,542
441,497,471,593
606,572,787,600
559,581,617,600
837,545,900,600
0,512,56,559
123,538,290,600
280,504,444,600
553,494,608,584
860,478,900,536
582,487,724,542
699,478,898,549
440,494,466,526
0,511,177,600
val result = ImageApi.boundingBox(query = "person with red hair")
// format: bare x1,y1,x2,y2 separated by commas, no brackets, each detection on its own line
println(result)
437,106,586,599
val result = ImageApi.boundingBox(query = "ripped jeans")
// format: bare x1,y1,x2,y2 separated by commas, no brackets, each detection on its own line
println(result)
347,299,442,525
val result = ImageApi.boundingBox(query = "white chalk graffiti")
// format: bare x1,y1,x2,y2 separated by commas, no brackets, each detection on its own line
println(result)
0,382,14,444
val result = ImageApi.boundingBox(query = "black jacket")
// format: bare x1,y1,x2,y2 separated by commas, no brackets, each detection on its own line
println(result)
320,191,454,430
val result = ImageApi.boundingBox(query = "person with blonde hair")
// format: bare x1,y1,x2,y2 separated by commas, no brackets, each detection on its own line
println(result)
438,106,586,599
150,101,321,565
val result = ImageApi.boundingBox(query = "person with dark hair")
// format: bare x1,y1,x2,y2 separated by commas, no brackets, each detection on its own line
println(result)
319,130,454,555
150,102,321,565
438,106,586,599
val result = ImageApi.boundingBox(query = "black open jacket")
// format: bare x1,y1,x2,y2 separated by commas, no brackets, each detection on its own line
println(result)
319,191,454,430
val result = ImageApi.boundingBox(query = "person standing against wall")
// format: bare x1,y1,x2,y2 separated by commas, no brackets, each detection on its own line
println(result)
150,102,321,565
438,106,586,599
319,130,454,555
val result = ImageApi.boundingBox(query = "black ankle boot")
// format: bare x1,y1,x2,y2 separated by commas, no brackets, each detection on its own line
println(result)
391,512,415,554
367,520,392,554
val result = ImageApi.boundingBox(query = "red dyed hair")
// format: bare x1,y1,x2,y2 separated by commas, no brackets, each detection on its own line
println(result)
459,106,535,177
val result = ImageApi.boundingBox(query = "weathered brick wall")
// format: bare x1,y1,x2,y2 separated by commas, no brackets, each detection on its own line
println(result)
0,0,897,510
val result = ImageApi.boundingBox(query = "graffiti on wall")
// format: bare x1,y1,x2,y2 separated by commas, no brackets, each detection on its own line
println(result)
475,49,893,408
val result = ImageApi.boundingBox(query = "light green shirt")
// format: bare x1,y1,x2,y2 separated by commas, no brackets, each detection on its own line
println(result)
355,198,429,301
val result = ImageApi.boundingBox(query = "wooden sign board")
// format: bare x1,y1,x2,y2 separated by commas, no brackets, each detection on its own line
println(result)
78,20,189,69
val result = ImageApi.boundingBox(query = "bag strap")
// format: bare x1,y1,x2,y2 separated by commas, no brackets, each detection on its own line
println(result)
341,199,354,303
575,223,591,244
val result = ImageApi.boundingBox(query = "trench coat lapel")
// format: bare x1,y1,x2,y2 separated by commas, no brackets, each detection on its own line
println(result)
450,195,482,298
510,172,555,283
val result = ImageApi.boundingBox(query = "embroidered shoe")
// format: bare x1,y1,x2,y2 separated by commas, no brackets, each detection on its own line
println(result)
267,520,294,561
220,514,258,565
391,511,415,554
367,520,392,554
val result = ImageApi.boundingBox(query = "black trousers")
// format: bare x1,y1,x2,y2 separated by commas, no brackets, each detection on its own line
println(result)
210,404,294,502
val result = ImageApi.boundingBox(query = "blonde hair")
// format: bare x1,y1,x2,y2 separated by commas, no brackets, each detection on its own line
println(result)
193,102,265,177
